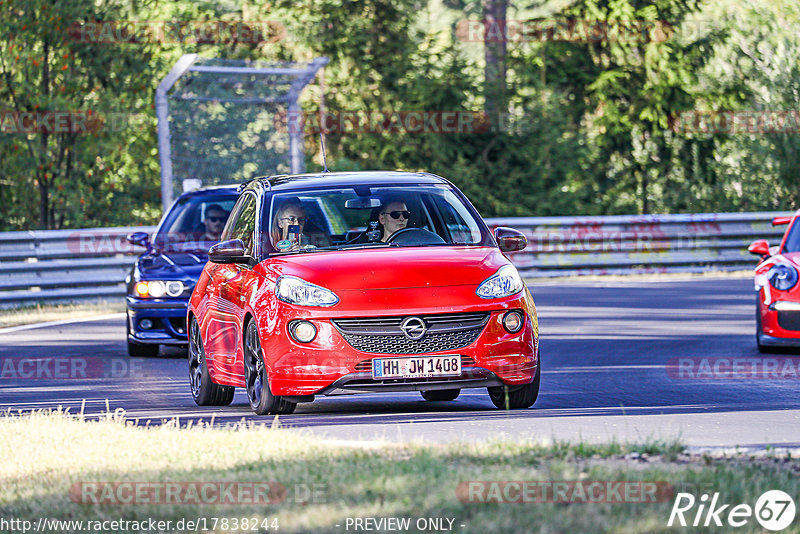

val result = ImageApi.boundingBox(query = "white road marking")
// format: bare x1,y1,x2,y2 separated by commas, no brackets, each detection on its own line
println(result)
0,313,126,335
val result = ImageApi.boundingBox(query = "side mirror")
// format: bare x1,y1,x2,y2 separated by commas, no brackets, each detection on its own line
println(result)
208,239,252,264
127,231,150,248
748,239,770,257
494,227,527,253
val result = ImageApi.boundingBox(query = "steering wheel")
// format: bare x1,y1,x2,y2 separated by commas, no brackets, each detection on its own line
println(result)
386,227,446,245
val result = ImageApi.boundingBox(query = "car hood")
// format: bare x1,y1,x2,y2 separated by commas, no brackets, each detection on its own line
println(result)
261,246,510,290
138,251,208,280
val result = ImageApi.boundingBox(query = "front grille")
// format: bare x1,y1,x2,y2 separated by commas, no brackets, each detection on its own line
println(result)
333,312,489,354
354,355,476,373
778,310,800,331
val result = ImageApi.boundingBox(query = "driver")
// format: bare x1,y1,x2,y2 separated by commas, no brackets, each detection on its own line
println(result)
202,204,228,241
379,200,410,242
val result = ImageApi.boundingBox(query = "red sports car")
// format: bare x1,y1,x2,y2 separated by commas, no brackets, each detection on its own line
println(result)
749,211,800,351
187,171,539,414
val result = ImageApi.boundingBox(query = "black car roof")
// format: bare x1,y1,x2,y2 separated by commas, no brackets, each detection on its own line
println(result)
246,171,450,193
177,184,240,199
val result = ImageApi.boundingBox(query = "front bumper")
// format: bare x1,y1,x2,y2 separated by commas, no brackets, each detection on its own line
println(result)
260,309,538,396
317,366,510,395
127,297,188,345
758,331,800,348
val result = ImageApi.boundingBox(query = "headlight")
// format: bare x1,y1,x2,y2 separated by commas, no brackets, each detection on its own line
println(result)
132,280,187,298
275,275,339,307
768,263,798,291
476,265,524,299
147,280,166,298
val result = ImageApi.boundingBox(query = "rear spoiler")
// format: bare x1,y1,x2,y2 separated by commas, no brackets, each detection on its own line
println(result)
772,216,793,226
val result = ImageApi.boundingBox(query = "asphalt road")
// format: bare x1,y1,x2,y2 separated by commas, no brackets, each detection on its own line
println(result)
2,277,800,448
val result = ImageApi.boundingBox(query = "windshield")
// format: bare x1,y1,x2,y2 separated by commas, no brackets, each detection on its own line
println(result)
154,193,238,253
783,221,800,253
265,185,491,255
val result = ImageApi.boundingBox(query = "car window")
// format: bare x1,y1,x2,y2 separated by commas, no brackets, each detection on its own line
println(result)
229,194,257,256
783,221,800,253
154,193,237,252
426,189,483,244
266,185,491,254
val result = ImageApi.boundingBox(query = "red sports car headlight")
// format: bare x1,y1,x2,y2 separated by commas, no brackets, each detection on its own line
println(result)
768,263,798,291
477,265,524,299
275,275,339,307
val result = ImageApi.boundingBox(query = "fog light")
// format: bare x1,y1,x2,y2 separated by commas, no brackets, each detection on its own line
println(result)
503,310,524,333
140,318,153,330
289,320,316,343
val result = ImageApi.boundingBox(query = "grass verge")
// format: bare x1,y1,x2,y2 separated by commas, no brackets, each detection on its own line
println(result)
0,300,125,329
1,410,798,533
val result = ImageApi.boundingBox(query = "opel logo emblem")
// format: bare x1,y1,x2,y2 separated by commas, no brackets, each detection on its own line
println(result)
400,316,427,341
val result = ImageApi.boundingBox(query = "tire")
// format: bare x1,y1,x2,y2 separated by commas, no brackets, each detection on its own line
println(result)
488,361,540,410
756,298,768,353
188,316,234,406
756,291,779,354
421,389,460,401
126,313,159,357
244,320,297,415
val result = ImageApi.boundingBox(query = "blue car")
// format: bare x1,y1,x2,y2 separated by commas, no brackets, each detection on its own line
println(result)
125,186,240,357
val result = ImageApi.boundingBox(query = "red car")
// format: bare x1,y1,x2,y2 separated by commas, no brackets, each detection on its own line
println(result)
749,211,800,351
187,172,539,414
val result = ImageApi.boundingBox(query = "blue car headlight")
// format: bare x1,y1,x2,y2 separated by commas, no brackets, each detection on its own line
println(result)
132,280,188,298
767,263,798,291
476,265,524,299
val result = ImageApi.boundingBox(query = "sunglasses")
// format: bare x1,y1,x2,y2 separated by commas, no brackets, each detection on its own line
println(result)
383,210,410,220
280,216,308,224
206,216,225,222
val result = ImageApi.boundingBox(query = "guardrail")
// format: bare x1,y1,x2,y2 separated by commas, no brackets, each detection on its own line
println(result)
0,211,791,306
0,226,156,306
484,211,791,277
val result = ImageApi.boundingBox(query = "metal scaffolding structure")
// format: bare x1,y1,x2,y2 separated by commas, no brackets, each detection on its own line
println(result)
156,54,329,210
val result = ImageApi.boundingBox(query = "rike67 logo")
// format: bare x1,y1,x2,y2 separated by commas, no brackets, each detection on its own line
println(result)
668,490,796,531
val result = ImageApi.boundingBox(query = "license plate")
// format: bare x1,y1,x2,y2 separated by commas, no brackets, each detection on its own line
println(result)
372,355,462,379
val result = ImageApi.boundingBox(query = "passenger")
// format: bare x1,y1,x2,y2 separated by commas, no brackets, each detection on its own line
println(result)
271,198,308,251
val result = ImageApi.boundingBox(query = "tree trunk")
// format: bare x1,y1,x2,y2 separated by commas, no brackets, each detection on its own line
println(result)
483,0,508,126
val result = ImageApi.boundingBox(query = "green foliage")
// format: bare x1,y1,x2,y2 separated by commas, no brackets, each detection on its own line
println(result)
1,0,799,229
